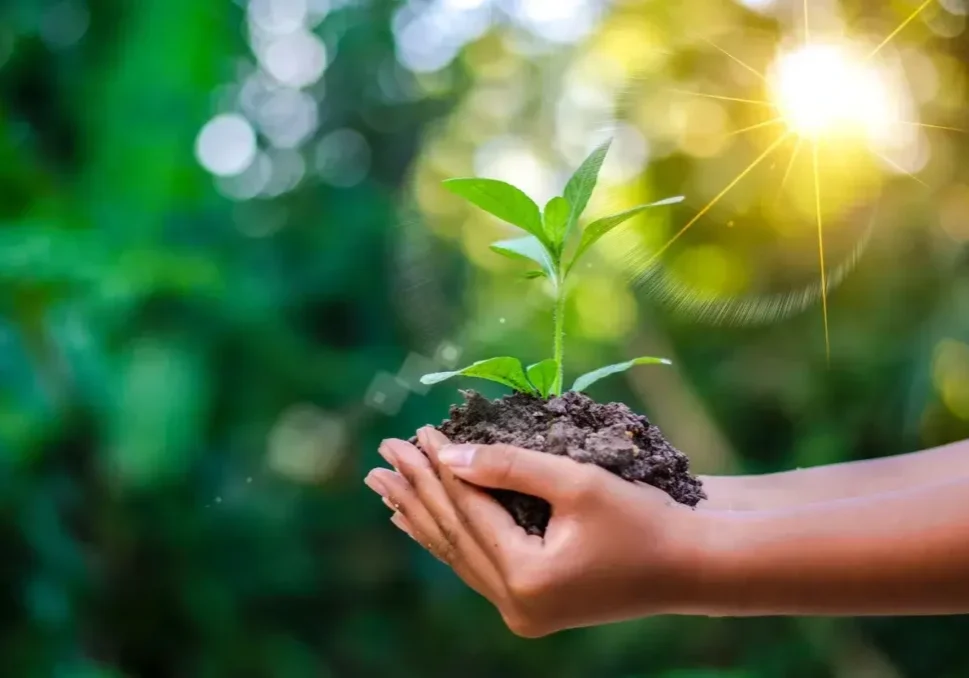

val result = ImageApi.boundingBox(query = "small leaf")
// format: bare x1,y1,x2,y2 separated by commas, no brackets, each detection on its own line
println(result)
563,139,611,239
542,197,571,249
526,359,558,398
572,357,672,393
568,196,685,274
421,357,537,395
443,178,546,244
523,270,547,280
490,236,555,279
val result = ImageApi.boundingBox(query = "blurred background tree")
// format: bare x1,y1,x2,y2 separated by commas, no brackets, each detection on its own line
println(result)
1,0,968,676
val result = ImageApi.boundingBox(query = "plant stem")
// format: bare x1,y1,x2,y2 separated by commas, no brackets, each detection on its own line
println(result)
552,276,566,396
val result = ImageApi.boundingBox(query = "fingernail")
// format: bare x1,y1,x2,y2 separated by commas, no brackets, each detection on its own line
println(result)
364,473,387,497
390,512,414,538
422,427,448,448
377,442,399,468
415,428,429,450
438,444,475,468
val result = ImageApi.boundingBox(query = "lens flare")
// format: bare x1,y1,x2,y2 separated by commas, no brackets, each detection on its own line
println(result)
769,44,896,141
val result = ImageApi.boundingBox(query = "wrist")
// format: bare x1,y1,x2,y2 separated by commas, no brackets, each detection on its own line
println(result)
659,506,750,616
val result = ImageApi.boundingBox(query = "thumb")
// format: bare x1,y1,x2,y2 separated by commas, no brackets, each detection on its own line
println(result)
438,443,586,500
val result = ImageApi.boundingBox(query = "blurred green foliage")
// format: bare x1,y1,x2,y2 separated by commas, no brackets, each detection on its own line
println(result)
1,0,969,676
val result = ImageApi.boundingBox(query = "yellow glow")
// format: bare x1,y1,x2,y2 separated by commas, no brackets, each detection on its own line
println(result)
768,44,895,140
671,244,748,297
933,339,969,420
574,277,636,341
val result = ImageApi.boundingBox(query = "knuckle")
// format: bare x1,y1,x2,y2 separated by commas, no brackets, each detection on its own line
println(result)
440,523,460,550
563,468,601,505
506,566,548,603
501,609,547,639
488,444,520,485
399,461,430,493
438,528,462,566
437,540,457,566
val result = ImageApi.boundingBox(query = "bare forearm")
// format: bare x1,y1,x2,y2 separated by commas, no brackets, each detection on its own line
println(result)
700,438,969,510
687,476,969,616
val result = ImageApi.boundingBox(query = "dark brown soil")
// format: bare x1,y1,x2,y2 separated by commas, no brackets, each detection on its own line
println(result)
424,390,705,536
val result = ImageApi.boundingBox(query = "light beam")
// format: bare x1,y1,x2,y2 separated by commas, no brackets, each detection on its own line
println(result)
642,133,791,269
812,143,830,362
867,0,936,60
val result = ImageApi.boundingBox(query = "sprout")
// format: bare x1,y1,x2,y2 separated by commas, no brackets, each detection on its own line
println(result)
421,139,683,398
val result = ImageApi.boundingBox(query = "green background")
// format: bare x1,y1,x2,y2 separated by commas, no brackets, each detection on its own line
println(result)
2,0,968,676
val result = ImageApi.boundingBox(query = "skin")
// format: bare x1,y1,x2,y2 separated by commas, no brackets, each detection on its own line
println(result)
698,438,969,510
364,430,969,637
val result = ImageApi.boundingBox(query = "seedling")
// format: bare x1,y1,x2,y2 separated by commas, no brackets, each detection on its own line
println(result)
420,139,684,398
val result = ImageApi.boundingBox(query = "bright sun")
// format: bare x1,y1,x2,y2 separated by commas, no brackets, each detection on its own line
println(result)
768,43,896,140
647,0,955,362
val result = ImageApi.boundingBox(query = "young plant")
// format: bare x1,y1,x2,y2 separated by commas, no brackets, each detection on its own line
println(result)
420,139,683,398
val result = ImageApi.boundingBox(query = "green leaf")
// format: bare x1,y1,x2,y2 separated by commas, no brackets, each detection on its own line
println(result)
443,178,546,243
421,357,537,395
572,357,672,393
563,139,612,239
568,196,685,274
490,236,555,279
523,270,547,280
542,196,571,249
526,359,559,398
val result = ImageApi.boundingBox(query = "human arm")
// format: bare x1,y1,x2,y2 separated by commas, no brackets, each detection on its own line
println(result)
699,438,969,510
695,475,969,616
365,431,969,636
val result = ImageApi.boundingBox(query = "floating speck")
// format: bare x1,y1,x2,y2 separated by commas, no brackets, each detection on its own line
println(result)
435,341,462,368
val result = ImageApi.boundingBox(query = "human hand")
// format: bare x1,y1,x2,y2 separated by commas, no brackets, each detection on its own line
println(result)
364,427,714,637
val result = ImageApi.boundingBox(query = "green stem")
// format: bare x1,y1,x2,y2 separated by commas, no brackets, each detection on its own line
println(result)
552,276,566,396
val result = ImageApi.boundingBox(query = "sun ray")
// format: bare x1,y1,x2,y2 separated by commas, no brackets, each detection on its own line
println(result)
726,117,786,137
630,201,879,327
873,150,929,187
701,37,768,83
775,137,803,204
812,142,830,363
897,120,966,133
804,0,811,44
671,89,776,107
867,0,936,60
641,133,791,269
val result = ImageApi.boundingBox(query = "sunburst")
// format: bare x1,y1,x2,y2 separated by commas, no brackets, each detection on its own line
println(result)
654,0,960,363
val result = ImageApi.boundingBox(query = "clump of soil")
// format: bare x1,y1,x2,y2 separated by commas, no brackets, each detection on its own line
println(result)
425,389,705,536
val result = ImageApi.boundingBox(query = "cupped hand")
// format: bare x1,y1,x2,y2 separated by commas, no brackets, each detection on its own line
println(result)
364,428,714,637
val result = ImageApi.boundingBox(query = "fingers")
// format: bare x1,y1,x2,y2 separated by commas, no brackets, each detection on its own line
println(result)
378,439,466,562
373,440,509,600
366,468,449,558
418,428,532,567
368,467,494,594
434,440,593,504
390,511,417,541
388,510,452,567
